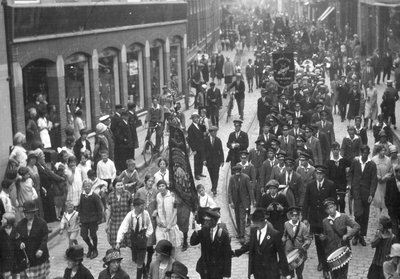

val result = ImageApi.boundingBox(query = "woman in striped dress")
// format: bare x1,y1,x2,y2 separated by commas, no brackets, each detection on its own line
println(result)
106,178,132,248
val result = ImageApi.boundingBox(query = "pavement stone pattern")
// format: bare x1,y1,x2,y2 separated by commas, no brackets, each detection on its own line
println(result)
47,50,393,279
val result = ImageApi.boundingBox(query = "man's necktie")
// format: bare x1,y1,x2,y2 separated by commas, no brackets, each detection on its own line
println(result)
288,175,291,185
210,228,214,242
211,137,214,146
135,216,140,233
258,230,262,243
146,191,150,209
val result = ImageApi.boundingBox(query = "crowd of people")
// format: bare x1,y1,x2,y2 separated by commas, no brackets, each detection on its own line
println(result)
2,4,400,279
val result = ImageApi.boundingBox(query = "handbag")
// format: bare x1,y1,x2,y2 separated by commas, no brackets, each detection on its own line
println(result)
14,248,30,272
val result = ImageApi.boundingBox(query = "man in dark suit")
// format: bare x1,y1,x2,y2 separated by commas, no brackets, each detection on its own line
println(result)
311,124,330,164
302,165,336,279
206,82,222,127
233,208,291,279
337,75,350,122
73,129,92,163
190,209,232,279
354,116,368,145
276,157,305,207
191,64,205,108
249,139,267,184
226,119,249,172
254,53,264,89
110,104,123,135
292,102,307,128
188,113,206,180
348,145,377,246
226,73,246,120
258,147,277,203
114,110,135,172
228,165,255,243
304,125,323,165
245,58,255,93
257,121,276,149
127,102,139,159
278,123,296,158
257,89,271,134
300,88,316,124
341,126,362,160
385,165,400,242
315,110,335,144
203,126,224,196
270,115,283,138
289,118,305,137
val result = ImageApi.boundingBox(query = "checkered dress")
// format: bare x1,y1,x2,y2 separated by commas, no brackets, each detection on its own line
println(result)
108,190,132,247
20,260,50,279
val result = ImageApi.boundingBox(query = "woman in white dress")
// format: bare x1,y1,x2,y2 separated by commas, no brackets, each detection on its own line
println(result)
155,180,182,259
37,110,52,148
65,156,83,208
372,144,393,220
9,132,27,168
364,80,378,130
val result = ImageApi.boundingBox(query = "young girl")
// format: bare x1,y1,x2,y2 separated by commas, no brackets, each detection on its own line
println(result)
367,216,396,279
59,201,80,247
117,159,141,194
65,156,83,208
16,167,38,218
53,163,68,220
77,150,92,181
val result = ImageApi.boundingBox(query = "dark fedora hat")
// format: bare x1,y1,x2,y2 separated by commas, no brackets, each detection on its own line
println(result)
23,200,38,213
65,245,84,261
250,208,268,222
165,261,189,279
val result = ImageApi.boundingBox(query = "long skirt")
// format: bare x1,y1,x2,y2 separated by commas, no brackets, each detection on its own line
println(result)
20,260,50,279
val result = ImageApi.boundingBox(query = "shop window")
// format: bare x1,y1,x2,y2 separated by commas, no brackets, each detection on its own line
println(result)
64,53,92,131
127,43,145,110
170,36,182,98
150,40,165,98
22,60,49,107
98,48,120,116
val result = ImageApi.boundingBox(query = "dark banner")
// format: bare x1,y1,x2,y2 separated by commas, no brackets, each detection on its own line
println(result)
169,126,198,212
272,52,295,88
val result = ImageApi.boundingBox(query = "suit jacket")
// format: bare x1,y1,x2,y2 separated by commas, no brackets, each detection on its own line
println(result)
228,173,254,209
65,264,95,279
257,97,271,126
306,136,323,165
289,127,305,138
187,123,205,153
16,216,49,267
258,159,278,191
245,64,255,79
98,267,129,279
128,110,139,149
110,113,121,135
310,112,321,124
296,166,316,188
361,66,375,85
190,225,232,278
276,171,305,206
300,97,316,112
315,121,335,143
249,148,267,179
74,138,92,162
270,125,283,138
114,120,134,149
385,177,400,217
302,179,336,228
226,130,249,163
203,136,224,166
278,135,296,158
355,127,368,145
235,225,290,278
282,221,312,255
257,133,277,149
207,88,222,108
348,158,378,202
341,135,362,160
227,80,246,100
237,162,257,189
260,193,289,234
314,131,330,163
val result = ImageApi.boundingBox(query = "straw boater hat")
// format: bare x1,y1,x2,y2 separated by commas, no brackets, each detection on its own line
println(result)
103,249,123,265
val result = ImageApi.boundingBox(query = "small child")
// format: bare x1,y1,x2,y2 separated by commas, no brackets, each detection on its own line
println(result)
367,215,396,279
59,200,79,247
77,179,103,259
117,159,141,194
87,169,108,214
77,150,92,181
16,167,38,217
53,163,68,220
282,206,311,279
195,184,217,228
96,151,116,192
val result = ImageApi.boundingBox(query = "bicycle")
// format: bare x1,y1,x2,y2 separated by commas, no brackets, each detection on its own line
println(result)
142,123,165,166
226,90,235,123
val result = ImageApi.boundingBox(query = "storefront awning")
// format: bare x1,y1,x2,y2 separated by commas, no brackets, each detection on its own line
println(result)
373,0,400,7
317,6,335,22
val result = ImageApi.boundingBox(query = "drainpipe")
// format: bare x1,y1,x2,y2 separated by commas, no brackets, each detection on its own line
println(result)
2,0,15,134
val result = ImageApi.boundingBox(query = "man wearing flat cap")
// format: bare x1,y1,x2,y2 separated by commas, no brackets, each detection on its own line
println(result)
320,198,360,279
228,165,254,243
337,75,350,122
381,79,399,129
203,126,224,196
278,123,296,158
304,125,323,165
190,209,232,279
207,82,222,127
257,121,277,149
260,180,289,236
249,139,267,189
257,89,272,134
296,152,315,187
302,164,336,278
226,119,249,172
341,126,362,160
233,208,291,279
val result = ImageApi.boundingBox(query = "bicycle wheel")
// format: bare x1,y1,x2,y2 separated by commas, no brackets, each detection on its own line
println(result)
226,101,233,123
143,141,153,165
188,90,196,107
